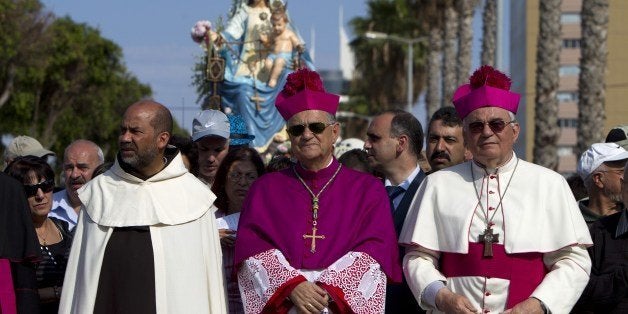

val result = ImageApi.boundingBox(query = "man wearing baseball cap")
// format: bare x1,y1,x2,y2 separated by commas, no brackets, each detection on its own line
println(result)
4,135,55,168
576,143,628,225
192,110,230,186
574,144,628,311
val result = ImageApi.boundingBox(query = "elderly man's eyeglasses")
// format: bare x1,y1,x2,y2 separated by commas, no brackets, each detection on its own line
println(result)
468,119,516,134
286,122,333,137
23,179,54,197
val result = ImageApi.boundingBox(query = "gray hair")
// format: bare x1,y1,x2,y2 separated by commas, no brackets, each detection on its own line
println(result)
325,112,336,124
96,147,105,163
65,140,105,163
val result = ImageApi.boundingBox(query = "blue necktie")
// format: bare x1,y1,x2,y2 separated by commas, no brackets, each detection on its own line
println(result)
386,186,406,211
386,185,405,203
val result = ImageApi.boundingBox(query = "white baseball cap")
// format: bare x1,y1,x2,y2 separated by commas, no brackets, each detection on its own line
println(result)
577,142,628,179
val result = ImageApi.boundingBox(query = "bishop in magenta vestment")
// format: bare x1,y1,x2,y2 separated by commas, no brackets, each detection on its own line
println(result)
235,159,401,313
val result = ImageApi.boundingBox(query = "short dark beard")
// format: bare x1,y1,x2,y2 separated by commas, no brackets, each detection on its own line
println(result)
121,144,159,170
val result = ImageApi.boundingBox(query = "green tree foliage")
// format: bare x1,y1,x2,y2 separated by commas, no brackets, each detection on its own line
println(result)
192,54,211,107
0,1,155,161
348,0,427,115
0,0,50,109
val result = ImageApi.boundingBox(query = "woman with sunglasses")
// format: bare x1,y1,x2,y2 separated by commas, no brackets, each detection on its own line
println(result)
5,156,73,313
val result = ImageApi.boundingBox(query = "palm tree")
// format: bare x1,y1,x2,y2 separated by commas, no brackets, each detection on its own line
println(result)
532,0,562,170
480,0,497,66
422,0,443,118
441,0,458,107
349,0,426,114
455,0,478,87
577,0,609,156
425,26,442,118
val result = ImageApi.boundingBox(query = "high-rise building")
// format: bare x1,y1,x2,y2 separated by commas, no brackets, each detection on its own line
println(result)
510,0,628,174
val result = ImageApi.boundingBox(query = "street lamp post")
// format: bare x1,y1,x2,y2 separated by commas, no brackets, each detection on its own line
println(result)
365,31,425,113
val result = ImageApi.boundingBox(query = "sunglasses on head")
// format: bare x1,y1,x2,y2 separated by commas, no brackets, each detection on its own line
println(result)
468,119,515,134
287,122,333,137
23,179,55,197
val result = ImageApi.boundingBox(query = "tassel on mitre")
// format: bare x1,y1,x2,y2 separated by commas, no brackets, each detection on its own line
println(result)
469,65,512,91
281,68,325,97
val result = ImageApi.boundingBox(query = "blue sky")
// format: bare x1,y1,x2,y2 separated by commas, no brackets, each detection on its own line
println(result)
41,0,368,133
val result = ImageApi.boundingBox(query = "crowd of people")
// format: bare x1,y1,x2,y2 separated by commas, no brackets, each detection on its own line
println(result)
0,66,627,313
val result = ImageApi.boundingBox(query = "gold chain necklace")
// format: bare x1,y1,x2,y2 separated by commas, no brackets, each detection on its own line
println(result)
293,163,342,253
35,219,50,246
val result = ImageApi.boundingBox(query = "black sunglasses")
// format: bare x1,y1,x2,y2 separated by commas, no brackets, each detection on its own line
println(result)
468,119,515,134
23,179,55,197
287,122,333,137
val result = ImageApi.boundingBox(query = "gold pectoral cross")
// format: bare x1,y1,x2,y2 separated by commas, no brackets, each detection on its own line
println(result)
303,227,325,253
479,227,499,257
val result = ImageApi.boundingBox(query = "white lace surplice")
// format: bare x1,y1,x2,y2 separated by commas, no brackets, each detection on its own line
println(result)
238,250,387,314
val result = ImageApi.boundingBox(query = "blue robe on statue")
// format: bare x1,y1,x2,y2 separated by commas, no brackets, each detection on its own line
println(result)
218,2,314,148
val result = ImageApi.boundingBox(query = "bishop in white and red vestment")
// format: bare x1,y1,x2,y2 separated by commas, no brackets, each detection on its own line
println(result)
234,69,402,314
400,155,593,313
399,66,593,313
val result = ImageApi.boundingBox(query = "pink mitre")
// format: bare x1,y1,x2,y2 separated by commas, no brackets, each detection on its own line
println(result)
452,65,520,119
275,68,340,121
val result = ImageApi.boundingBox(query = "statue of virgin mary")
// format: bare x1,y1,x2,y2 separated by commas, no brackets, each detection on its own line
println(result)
195,0,314,149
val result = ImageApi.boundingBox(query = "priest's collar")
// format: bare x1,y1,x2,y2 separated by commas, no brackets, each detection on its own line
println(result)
471,152,517,175
117,146,179,181
295,158,339,180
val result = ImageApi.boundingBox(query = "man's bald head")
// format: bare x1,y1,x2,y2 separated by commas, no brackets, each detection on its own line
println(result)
125,100,173,135
64,140,104,164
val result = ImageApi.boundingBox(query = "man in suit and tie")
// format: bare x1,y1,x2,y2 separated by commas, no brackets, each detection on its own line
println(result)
364,109,426,313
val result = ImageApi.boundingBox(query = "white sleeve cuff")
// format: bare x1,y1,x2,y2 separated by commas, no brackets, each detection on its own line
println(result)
422,280,446,308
